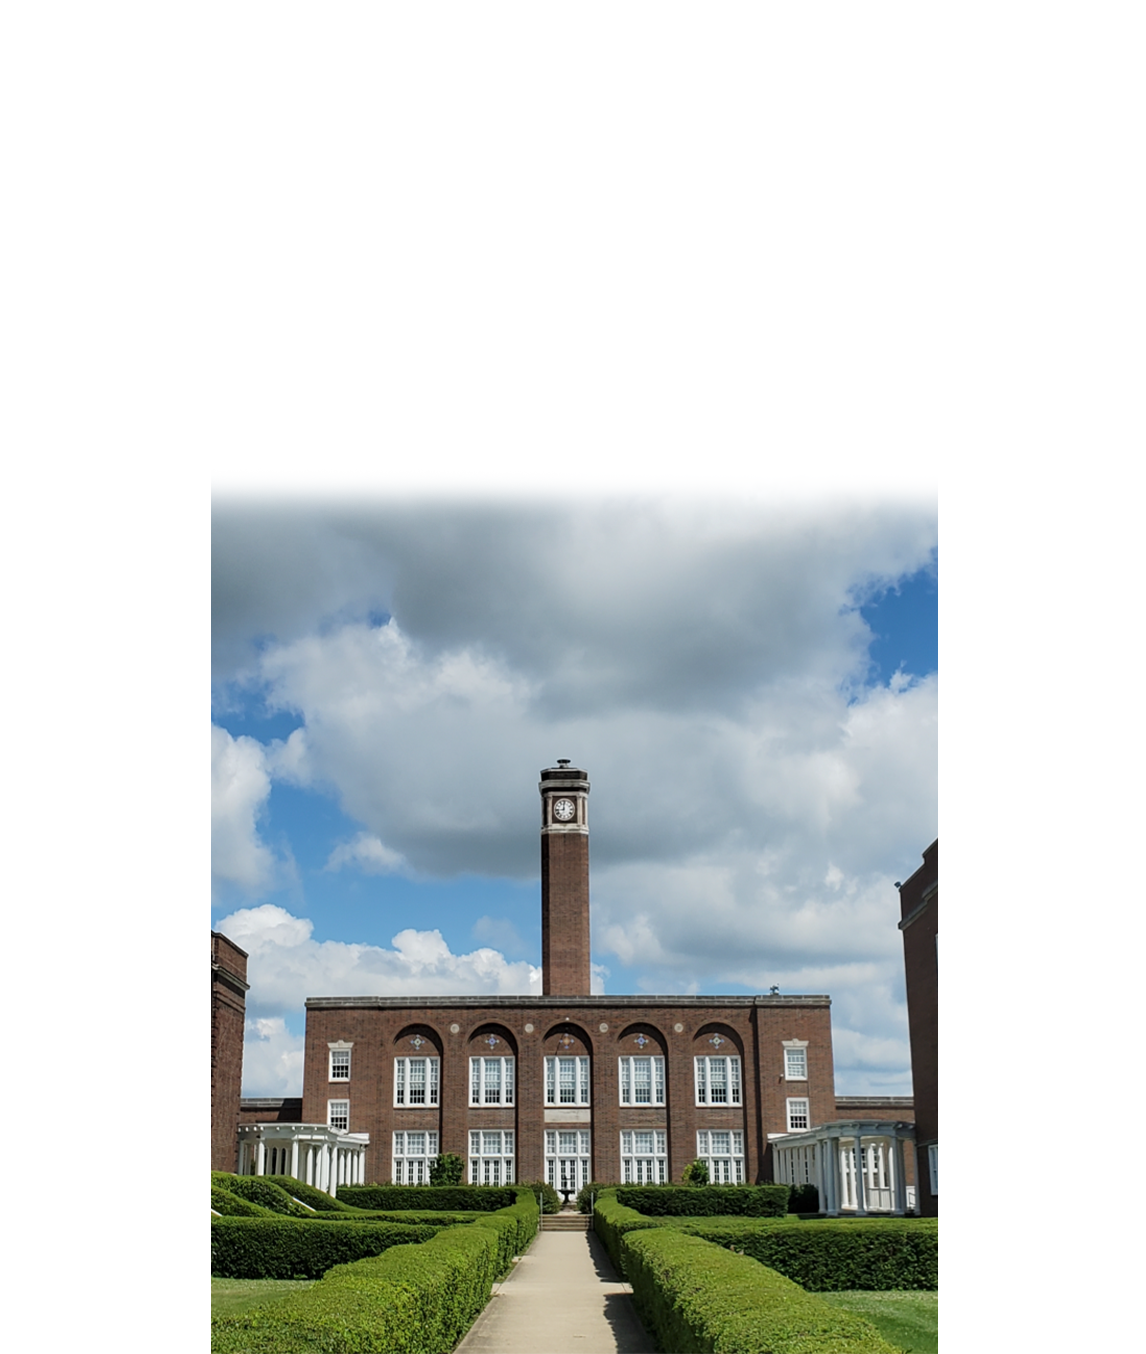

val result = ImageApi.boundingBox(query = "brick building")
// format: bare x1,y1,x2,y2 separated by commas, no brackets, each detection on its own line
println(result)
211,931,249,1172
898,838,937,1215
293,761,837,1192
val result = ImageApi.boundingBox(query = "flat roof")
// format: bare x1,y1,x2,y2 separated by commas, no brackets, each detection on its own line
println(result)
305,993,830,1009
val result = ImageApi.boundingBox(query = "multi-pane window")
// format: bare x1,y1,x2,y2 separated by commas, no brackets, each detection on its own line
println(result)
783,1046,807,1080
393,1130,438,1184
694,1055,741,1105
330,1049,351,1080
471,1056,515,1106
328,1099,349,1131
545,1056,590,1106
619,1056,665,1105
468,1130,514,1185
394,1057,440,1106
696,1129,744,1183
545,1129,591,1193
620,1130,667,1184
928,1143,938,1196
786,1097,810,1131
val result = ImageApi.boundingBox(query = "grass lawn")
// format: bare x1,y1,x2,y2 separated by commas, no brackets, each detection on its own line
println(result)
816,1291,938,1354
211,1277,315,1318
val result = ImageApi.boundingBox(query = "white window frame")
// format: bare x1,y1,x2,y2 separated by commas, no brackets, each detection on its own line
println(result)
392,1130,439,1184
468,1129,515,1185
694,1055,742,1106
696,1129,745,1184
782,1040,808,1081
786,1097,810,1131
545,1055,591,1106
328,1099,350,1132
618,1055,666,1106
329,1042,352,1081
620,1129,667,1184
545,1129,592,1192
470,1056,515,1106
394,1056,440,1107
928,1143,938,1196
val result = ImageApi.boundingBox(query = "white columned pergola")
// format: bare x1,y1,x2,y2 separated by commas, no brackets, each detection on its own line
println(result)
235,1123,369,1198
770,1120,916,1216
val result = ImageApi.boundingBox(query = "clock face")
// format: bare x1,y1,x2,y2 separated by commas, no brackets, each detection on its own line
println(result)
552,797,576,822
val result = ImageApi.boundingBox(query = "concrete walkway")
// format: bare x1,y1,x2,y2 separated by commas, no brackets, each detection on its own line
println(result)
456,1226,656,1354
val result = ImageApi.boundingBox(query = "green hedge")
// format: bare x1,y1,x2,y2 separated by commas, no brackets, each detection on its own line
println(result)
615,1185,790,1217
307,1210,480,1226
211,1174,311,1218
263,1176,357,1212
210,1217,439,1279
593,1193,937,1290
337,1184,518,1212
212,1187,277,1218
621,1228,901,1354
576,1181,618,1213
212,1223,501,1354
788,1183,819,1213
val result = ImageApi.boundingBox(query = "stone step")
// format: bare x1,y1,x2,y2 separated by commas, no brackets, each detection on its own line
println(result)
540,1213,592,1230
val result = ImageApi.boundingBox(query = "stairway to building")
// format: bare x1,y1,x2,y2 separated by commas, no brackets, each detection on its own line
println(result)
540,1210,591,1231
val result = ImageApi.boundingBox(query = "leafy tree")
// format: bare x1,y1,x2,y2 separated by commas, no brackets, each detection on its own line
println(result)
682,1158,710,1186
428,1152,465,1185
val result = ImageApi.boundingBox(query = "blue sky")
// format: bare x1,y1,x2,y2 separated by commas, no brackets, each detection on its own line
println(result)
211,501,937,1097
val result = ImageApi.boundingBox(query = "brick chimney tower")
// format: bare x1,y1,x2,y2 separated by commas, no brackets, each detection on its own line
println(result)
539,760,591,996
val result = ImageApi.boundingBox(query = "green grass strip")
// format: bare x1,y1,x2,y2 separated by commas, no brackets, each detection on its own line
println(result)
818,1291,938,1354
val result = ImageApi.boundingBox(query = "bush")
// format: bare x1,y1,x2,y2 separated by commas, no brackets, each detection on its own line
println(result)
788,1182,820,1213
576,1181,618,1213
682,1158,710,1186
523,1181,561,1214
429,1152,465,1185
621,1228,901,1353
616,1185,790,1217
212,1174,311,1218
212,1187,276,1218
263,1175,357,1212
593,1192,664,1272
210,1217,439,1280
212,1221,502,1354
338,1184,518,1212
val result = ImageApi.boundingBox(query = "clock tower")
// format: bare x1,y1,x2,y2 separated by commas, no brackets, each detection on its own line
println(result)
539,759,591,996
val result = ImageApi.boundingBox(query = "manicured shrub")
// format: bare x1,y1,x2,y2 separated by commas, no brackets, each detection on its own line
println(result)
429,1152,465,1185
210,1217,439,1279
615,1184,790,1217
576,1181,618,1213
523,1180,562,1213
212,1222,501,1354
621,1228,901,1353
338,1184,518,1212
212,1174,311,1217
682,1158,710,1185
788,1182,820,1213
212,1186,276,1218
593,1192,664,1272
263,1175,357,1212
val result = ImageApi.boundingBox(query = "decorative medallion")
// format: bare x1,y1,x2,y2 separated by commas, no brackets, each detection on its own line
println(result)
483,1033,501,1049
524,1023,535,1033
673,1023,684,1033
409,1035,426,1050
558,1033,576,1050
449,1023,460,1034
633,1033,651,1049
708,1033,726,1048
599,1023,609,1033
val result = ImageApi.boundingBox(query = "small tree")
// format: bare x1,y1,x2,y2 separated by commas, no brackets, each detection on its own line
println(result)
682,1158,710,1186
428,1152,465,1186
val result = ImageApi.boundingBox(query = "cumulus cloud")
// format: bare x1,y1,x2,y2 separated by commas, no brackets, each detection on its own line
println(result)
325,832,406,874
211,725,276,893
241,1016,306,1098
215,902,542,1020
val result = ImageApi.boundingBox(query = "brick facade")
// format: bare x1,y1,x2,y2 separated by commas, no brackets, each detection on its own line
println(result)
211,931,249,1171
899,839,937,1215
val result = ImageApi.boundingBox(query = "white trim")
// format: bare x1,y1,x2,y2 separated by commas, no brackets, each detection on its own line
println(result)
394,1055,440,1107
470,1055,515,1106
619,1055,666,1106
328,1099,350,1132
545,1055,591,1106
786,1097,810,1131
694,1055,741,1106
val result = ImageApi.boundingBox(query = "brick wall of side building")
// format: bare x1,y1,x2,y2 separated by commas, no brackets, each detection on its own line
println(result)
899,840,937,1215
211,932,249,1172
300,994,835,1186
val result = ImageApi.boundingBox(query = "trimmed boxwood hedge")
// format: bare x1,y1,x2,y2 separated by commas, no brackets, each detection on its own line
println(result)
615,1184,790,1217
337,1184,518,1212
211,1186,276,1218
593,1191,937,1291
211,1174,311,1218
211,1217,439,1279
211,1191,540,1353
621,1228,901,1354
263,1175,357,1212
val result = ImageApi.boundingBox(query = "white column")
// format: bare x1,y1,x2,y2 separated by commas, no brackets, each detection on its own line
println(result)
892,1135,907,1215
854,1138,867,1215
256,1139,267,1177
291,1138,300,1182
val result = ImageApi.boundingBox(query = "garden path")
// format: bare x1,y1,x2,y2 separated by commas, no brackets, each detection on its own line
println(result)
455,1224,655,1354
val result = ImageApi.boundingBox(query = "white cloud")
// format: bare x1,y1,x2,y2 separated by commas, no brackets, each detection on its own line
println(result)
325,831,406,875
215,902,542,1019
241,1016,306,1098
211,725,276,893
